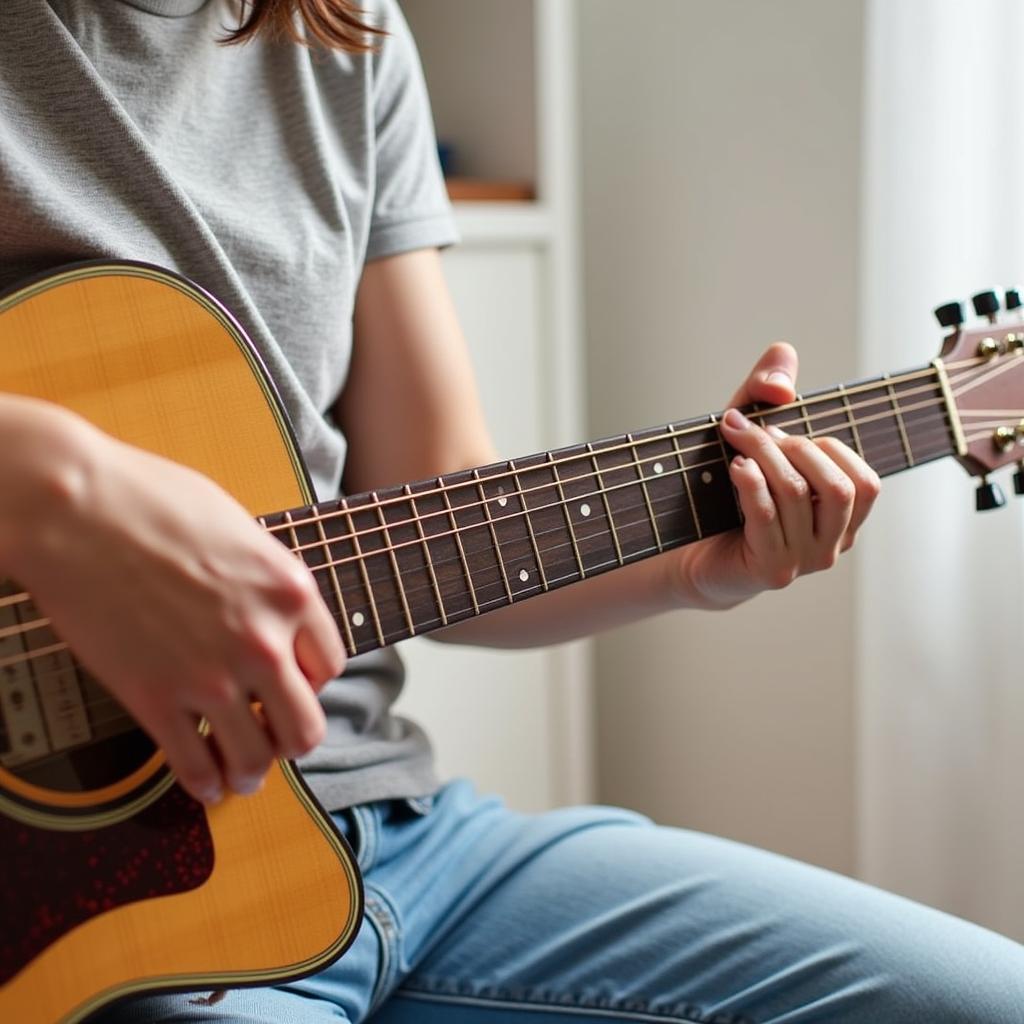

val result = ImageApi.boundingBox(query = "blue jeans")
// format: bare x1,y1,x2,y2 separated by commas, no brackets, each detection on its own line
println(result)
94,779,1024,1023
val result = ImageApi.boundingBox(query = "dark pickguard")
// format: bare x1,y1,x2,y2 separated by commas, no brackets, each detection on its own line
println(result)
0,784,214,984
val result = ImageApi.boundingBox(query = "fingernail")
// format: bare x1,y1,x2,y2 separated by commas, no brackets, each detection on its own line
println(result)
235,776,263,796
766,371,792,387
732,456,747,469
198,786,222,805
767,425,787,440
723,408,749,430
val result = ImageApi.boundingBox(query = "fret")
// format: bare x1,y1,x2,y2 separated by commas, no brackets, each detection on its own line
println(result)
681,418,741,541
340,498,387,649
312,511,356,656
883,372,915,468
837,384,865,458
547,452,588,580
629,426,701,549
473,465,546,599
508,459,550,591
795,389,856,449
667,425,704,541
438,475,481,615
545,445,619,576
404,484,448,627
440,471,510,615
797,395,815,437
586,442,625,565
472,470,514,603
587,436,660,562
889,371,952,473
373,493,416,637
514,453,582,587
627,433,663,553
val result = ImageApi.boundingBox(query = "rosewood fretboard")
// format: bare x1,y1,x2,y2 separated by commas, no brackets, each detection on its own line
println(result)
260,364,956,656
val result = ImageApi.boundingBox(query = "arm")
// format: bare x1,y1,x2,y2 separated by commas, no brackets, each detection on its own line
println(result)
341,250,880,648
0,393,344,801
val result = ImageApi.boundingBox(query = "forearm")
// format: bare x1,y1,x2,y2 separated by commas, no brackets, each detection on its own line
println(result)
430,543,718,649
0,393,95,576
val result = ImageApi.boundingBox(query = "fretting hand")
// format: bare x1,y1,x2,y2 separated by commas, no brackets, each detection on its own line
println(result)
676,343,881,610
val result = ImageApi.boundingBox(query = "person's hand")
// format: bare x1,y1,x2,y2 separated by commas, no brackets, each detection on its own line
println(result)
9,414,345,804
676,343,881,609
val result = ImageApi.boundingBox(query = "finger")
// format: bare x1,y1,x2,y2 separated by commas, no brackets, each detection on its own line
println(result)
728,454,786,566
294,613,346,690
721,408,813,551
148,709,224,805
813,436,882,550
256,661,327,759
774,435,856,563
726,342,799,408
201,692,276,796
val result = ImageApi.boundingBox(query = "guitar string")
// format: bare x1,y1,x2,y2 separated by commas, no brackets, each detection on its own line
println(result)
0,383,964,652
0,375,957,625
0,356,1011,665
0,410,960,703
0,384,957,653
260,366,954,540
0,426,961,756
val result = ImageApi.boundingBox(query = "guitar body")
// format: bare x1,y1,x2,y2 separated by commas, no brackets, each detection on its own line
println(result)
0,263,362,1024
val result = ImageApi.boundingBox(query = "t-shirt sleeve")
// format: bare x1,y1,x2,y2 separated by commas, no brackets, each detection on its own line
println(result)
365,0,458,262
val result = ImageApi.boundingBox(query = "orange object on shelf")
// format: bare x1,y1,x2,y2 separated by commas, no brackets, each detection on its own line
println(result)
445,178,536,202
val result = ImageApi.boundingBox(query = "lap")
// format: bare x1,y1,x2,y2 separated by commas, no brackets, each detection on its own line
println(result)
90,779,1024,1024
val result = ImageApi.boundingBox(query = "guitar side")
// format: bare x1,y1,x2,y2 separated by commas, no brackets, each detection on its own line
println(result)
0,263,362,1024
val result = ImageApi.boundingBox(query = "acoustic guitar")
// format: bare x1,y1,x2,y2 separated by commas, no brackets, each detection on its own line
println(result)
1,263,1021,1023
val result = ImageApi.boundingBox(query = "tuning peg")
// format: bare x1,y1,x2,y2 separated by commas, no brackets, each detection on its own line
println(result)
1014,463,1024,496
934,301,965,329
976,477,1007,511
1006,288,1021,312
972,290,1001,320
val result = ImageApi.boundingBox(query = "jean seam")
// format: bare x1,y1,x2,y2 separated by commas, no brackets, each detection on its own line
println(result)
349,804,380,871
364,887,402,1020
392,986,750,1024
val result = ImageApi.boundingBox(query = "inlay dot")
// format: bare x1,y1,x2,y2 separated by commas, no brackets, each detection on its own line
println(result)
519,569,530,583
580,503,592,517
701,471,713,484
653,462,664,474
352,612,365,628
497,486,508,508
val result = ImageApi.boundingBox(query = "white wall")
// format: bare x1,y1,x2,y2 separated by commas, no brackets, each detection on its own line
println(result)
578,0,866,874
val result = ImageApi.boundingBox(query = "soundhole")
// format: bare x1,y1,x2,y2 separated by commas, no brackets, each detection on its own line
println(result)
0,658,162,808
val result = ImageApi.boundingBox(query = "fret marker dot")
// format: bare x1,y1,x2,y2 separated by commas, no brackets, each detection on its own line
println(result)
519,569,530,583
701,471,713,484
653,462,664,474
497,486,508,508
351,612,365,628
580,503,592,517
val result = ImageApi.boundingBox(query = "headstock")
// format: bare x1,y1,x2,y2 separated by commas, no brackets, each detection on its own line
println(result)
935,288,1024,510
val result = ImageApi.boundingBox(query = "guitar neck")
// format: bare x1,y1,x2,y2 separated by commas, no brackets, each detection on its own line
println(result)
260,362,957,657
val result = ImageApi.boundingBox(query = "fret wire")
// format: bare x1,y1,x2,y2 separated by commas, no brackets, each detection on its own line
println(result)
883,372,915,467
265,366,948,542
509,459,550,591
341,500,386,648
586,443,625,565
312,510,356,656
837,384,865,457
439,475,481,615
667,424,704,540
374,493,416,637
472,470,514,603
627,432,663,553
547,451,587,580
796,394,815,436
708,413,733,473
404,485,448,626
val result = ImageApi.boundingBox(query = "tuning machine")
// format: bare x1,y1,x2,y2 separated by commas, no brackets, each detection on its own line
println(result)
976,477,1007,512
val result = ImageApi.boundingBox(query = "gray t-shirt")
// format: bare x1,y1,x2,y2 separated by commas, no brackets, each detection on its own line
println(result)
0,0,458,809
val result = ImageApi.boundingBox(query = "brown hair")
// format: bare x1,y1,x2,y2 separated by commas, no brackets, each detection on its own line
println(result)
224,0,385,52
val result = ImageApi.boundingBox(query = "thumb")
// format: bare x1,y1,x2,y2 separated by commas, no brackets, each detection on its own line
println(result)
727,342,799,408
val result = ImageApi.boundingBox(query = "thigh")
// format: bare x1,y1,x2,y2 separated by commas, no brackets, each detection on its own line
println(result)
373,809,1024,1024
